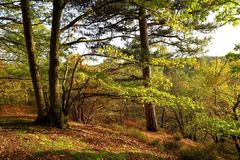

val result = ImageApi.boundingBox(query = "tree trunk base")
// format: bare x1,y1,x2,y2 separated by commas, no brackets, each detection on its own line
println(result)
145,103,158,132
35,112,69,129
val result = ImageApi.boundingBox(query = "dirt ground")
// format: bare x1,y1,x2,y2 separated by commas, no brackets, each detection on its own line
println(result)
0,105,178,160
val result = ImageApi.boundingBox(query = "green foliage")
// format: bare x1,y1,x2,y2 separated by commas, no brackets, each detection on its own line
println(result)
0,1,239,158
70,151,127,160
0,61,34,105
197,113,240,137
133,0,222,32
17,131,88,152
167,56,240,141
215,0,240,26
225,52,240,73
39,136,86,150
98,46,136,62
0,80,33,105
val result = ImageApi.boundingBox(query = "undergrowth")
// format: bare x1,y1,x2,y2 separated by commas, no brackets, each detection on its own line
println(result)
110,124,147,142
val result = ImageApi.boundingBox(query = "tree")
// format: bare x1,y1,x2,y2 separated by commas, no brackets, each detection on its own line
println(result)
85,0,218,132
178,55,240,156
47,0,66,128
139,6,158,131
6,0,237,130
20,0,47,122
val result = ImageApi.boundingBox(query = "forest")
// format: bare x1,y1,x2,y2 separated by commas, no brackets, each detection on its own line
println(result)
0,0,240,159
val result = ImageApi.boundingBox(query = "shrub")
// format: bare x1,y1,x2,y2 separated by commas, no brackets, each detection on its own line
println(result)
126,128,147,141
111,124,147,142
163,140,180,150
150,139,165,151
213,142,239,160
173,132,183,141
179,147,217,160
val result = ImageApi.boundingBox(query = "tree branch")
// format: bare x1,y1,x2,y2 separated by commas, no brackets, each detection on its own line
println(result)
62,35,134,46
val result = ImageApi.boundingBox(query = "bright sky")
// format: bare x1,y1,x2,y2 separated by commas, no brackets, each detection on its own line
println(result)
207,24,240,56
79,24,240,60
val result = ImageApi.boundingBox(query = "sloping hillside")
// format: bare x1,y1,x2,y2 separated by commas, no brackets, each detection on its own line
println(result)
0,105,236,160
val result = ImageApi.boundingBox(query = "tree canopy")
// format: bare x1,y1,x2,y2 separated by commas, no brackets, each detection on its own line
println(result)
0,0,240,157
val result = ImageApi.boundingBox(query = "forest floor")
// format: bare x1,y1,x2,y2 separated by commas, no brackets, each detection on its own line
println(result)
0,105,228,160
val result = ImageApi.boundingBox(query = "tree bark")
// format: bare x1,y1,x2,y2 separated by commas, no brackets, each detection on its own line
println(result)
20,0,46,122
48,0,67,128
139,7,158,132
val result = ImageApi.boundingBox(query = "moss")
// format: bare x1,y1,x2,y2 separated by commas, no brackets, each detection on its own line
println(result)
17,132,88,152
71,151,127,160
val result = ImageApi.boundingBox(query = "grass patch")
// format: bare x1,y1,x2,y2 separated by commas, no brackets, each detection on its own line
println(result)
179,146,217,160
110,124,147,142
150,139,165,151
179,142,238,160
71,151,127,160
34,150,68,157
0,118,33,131
17,131,88,152
39,135,76,150
0,118,31,124
34,150,164,160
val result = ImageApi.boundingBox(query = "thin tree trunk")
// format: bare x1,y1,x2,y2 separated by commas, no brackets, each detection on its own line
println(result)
139,7,158,132
173,108,184,135
48,0,67,128
232,95,240,157
160,107,165,128
80,105,84,123
20,0,46,122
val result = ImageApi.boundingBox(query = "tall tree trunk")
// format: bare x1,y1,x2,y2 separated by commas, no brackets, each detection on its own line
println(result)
20,0,46,122
160,107,165,128
139,7,158,132
48,0,67,128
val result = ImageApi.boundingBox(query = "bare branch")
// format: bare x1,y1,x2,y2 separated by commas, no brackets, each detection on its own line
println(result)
60,11,92,33
0,17,21,24
0,37,24,46
80,53,138,63
0,58,25,63
65,59,80,113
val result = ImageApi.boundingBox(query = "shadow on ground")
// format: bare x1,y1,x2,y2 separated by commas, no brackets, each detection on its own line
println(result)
0,117,35,129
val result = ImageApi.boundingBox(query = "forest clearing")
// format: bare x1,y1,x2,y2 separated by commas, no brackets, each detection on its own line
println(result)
0,0,240,159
